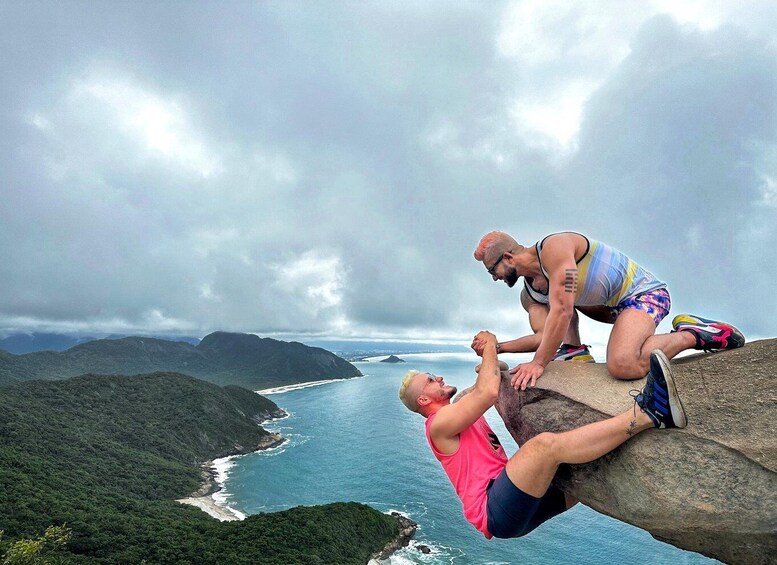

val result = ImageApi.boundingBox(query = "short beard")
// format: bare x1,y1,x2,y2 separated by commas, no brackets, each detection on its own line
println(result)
445,386,458,398
504,266,519,287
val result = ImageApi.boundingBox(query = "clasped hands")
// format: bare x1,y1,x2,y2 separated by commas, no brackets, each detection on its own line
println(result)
470,333,545,391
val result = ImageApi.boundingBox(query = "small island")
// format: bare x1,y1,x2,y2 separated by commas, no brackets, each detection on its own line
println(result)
380,355,406,363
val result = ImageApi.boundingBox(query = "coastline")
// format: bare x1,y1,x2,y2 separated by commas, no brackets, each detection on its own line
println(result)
177,419,287,521
255,374,363,395
368,512,418,563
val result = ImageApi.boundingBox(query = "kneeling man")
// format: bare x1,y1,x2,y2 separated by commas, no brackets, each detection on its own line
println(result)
473,230,744,389
398,331,686,539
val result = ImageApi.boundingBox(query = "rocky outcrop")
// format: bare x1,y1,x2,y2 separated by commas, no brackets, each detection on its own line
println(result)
368,512,417,563
495,339,777,565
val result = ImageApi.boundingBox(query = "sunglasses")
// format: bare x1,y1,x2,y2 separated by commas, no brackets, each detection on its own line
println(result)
486,253,505,275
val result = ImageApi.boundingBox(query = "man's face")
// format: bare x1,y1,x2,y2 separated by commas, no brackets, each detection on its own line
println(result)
415,372,457,406
484,253,519,288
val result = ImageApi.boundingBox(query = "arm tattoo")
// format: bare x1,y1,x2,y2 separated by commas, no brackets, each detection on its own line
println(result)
564,269,578,294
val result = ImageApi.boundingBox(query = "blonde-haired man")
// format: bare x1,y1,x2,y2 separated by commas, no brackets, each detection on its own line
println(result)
473,230,744,389
399,330,686,539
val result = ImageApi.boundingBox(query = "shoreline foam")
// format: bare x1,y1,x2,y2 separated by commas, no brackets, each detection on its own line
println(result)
176,427,285,521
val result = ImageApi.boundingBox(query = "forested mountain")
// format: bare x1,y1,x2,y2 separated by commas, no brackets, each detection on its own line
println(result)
0,373,399,563
0,333,88,354
0,332,201,354
0,331,361,388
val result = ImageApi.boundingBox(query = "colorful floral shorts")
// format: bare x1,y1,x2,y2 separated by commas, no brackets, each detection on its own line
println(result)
614,288,671,327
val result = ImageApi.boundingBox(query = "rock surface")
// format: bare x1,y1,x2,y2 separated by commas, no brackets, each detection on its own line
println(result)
496,339,777,565
368,512,417,563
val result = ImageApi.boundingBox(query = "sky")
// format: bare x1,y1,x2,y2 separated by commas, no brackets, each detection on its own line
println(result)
1,0,776,346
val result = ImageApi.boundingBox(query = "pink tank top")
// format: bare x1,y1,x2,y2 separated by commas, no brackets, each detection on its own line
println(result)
425,414,508,538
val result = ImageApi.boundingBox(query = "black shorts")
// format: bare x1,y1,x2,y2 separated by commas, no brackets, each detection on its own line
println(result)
486,468,567,539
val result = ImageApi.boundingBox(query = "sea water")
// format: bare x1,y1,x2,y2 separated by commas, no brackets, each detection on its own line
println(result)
217,352,719,564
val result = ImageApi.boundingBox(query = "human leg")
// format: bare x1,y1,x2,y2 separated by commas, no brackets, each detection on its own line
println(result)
577,304,619,324
502,296,588,359
504,409,655,498
525,296,593,361
486,468,568,538
523,289,582,348
504,351,684,497
563,308,582,345
606,288,698,379
488,351,684,538
606,308,694,379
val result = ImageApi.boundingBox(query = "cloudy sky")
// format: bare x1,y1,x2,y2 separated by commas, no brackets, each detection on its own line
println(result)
2,0,775,345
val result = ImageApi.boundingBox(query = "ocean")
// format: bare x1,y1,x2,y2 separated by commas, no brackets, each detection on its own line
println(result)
213,352,719,564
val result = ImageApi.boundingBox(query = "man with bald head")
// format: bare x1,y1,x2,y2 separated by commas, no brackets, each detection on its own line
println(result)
399,330,687,539
473,230,744,388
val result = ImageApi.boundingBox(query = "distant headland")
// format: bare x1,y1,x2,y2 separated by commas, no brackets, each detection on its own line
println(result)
0,331,361,389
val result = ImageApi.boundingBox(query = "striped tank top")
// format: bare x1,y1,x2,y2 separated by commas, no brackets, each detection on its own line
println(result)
523,233,666,307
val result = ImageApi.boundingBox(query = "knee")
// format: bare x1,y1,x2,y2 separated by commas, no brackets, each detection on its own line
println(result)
606,356,648,380
524,432,558,459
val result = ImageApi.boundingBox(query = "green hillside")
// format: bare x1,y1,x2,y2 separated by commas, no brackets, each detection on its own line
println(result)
0,331,362,388
0,373,399,564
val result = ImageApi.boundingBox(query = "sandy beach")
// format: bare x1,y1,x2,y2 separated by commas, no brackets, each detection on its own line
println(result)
177,495,243,521
176,432,285,522
175,457,243,521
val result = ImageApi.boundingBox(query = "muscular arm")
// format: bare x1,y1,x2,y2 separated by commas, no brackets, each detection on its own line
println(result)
471,289,547,355
431,331,501,446
532,238,577,367
494,289,548,353
509,236,577,390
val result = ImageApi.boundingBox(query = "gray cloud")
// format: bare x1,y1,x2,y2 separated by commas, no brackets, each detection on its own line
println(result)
566,15,777,334
0,2,775,342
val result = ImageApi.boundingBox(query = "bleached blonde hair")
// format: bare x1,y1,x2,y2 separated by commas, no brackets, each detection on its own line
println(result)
398,370,422,413
473,231,520,262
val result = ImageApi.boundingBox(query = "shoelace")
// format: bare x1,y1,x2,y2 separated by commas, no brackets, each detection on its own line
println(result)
629,389,642,419
630,381,661,426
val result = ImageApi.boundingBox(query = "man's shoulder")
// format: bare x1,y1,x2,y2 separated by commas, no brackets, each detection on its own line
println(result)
429,402,471,434
540,233,582,262
542,231,586,246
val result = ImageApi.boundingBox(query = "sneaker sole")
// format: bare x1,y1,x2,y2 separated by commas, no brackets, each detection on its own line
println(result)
651,349,687,428
553,354,595,362
552,347,594,362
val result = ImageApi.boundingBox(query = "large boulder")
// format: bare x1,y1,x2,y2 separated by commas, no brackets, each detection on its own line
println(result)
495,339,777,565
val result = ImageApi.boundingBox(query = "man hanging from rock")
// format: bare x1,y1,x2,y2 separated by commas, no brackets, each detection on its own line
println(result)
472,230,744,389
399,331,686,539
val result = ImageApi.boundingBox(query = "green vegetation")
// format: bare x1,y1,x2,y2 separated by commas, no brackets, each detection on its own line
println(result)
1,525,71,565
0,374,399,564
0,332,362,389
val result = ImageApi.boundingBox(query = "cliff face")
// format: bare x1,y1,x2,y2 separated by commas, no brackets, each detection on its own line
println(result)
496,339,777,565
